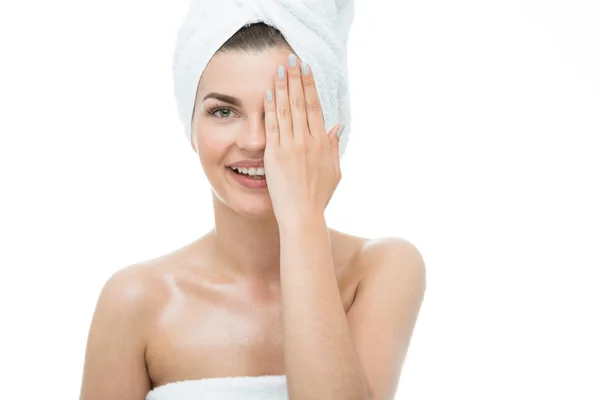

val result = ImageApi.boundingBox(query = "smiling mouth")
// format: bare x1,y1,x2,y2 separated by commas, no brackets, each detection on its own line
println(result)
227,167,267,180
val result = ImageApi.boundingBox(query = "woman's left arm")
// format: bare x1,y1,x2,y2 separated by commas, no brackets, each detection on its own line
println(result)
264,56,426,400
279,216,426,400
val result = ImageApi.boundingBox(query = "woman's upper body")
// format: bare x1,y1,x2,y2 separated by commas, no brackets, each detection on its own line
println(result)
79,22,426,400
79,228,425,400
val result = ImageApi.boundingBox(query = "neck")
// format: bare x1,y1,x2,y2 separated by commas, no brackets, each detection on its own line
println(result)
208,193,282,282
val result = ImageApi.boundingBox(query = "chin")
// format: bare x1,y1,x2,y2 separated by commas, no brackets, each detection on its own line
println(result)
233,198,274,219
209,169,275,217
212,188,273,216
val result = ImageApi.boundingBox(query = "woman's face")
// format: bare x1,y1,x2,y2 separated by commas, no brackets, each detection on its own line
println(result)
191,47,294,217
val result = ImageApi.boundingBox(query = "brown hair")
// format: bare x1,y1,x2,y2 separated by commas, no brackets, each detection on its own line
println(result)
216,22,293,54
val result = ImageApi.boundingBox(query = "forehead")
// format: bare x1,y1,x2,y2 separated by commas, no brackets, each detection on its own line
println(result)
198,48,292,96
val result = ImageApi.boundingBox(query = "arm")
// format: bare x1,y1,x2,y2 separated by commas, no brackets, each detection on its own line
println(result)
279,217,426,400
79,267,152,400
346,237,426,400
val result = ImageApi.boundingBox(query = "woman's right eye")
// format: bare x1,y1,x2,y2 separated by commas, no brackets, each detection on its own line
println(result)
207,106,236,119
215,108,231,118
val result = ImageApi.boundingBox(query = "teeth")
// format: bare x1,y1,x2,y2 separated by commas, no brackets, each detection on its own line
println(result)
232,166,265,176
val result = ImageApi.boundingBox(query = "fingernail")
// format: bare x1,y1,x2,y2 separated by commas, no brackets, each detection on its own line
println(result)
266,90,273,102
288,54,297,67
301,61,310,75
277,65,285,79
337,124,345,139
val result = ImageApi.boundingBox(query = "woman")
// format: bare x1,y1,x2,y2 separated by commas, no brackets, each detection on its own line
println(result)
79,20,426,400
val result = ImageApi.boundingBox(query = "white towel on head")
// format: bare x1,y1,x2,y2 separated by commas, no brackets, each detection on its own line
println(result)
173,0,355,158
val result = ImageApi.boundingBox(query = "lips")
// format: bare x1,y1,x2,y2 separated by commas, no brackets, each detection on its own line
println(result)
227,166,267,189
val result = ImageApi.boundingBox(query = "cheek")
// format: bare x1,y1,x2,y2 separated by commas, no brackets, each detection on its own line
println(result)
195,128,233,164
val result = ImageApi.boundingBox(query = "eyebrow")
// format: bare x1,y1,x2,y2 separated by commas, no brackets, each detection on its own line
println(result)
202,92,243,107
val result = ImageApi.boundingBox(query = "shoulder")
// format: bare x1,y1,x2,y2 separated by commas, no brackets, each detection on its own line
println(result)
97,234,227,317
355,236,427,290
96,258,173,328
80,261,169,398
359,236,425,263
97,264,159,326
329,229,426,296
343,237,426,400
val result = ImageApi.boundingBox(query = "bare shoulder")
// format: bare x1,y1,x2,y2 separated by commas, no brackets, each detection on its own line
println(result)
101,259,169,312
355,236,427,286
344,238,427,400
329,228,425,273
106,236,208,299
79,249,185,399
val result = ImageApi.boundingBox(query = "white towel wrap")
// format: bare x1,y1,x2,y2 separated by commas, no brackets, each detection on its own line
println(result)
145,375,288,400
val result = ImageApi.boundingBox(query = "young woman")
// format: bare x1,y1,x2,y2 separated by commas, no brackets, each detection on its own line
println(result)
79,21,426,400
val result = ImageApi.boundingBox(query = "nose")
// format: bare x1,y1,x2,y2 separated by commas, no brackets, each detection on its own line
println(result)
236,113,266,152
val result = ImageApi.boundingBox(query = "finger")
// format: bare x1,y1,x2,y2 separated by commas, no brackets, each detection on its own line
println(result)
329,124,344,178
299,61,326,141
286,54,309,145
264,89,279,148
274,63,292,147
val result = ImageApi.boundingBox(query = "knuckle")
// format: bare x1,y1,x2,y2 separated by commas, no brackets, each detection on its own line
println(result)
290,95,304,108
266,122,279,133
306,100,321,113
293,138,307,151
278,108,291,119
302,74,316,88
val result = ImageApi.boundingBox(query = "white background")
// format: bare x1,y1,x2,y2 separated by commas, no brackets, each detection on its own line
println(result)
1,0,599,398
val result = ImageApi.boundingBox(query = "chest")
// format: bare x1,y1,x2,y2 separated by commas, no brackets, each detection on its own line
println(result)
144,276,359,389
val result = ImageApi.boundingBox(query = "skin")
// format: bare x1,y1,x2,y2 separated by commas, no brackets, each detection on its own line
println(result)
79,47,426,400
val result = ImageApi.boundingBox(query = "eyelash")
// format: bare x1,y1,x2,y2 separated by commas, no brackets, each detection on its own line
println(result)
206,104,238,119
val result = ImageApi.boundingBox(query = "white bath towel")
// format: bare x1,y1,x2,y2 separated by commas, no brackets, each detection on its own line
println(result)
173,0,355,158
145,375,288,400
